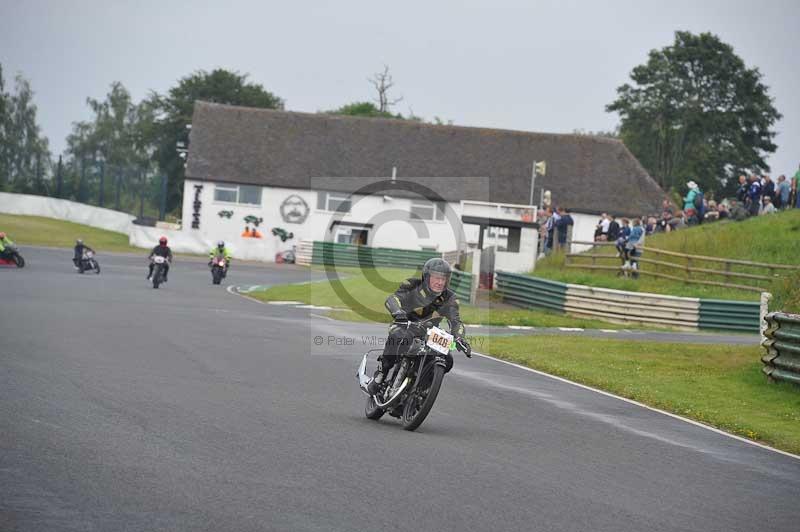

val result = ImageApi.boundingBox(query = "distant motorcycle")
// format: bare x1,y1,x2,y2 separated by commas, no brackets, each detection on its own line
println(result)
151,255,168,289
77,250,100,274
0,243,25,268
210,254,227,285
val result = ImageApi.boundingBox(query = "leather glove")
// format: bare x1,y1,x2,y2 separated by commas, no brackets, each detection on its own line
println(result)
455,337,472,358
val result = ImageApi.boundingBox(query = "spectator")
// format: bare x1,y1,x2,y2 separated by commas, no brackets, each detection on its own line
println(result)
776,175,790,209
747,175,762,216
736,175,749,203
685,208,699,226
624,218,645,273
790,176,798,209
555,207,574,249
645,216,657,235
683,181,705,223
704,200,720,222
594,213,611,241
544,206,560,254
657,210,672,232
717,202,730,220
762,175,775,206
615,218,631,257
729,199,749,221
607,215,620,242
761,196,777,215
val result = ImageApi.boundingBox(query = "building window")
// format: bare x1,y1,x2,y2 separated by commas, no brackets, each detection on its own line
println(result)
317,191,352,213
214,184,262,205
410,199,445,221
214,185,238,203
238,185,262,205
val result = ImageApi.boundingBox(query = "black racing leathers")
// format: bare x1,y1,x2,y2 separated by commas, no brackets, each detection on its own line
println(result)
380,278,465,372
148,245,173,279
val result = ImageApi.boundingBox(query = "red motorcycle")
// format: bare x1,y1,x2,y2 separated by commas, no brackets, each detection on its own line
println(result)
0,243,25,268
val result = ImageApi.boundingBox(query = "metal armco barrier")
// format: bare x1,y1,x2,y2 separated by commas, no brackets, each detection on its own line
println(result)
312,242,439,269
450,269,473,303
495,271,762,332
494,272,567,312
762,313,800,385
699,299,761,332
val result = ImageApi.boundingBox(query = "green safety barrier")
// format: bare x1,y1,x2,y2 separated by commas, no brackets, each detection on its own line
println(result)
450,269,473,302
312,241,439,269
698,299,761,333
762,313,800,385
495,272,567,312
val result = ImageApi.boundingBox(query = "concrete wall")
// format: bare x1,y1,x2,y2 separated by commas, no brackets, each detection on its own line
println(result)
0,192,135,234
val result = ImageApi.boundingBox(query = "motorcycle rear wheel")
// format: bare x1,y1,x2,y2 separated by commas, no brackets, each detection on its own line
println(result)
401,364,444,431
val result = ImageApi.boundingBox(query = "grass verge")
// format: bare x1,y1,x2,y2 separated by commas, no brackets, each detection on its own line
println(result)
0,213,138,253
480,334,800,454
250,266,671,330
533,209,800,305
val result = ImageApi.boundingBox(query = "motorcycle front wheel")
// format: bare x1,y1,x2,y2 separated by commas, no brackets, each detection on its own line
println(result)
401,364,445,431
14,254,25,268
94,261,101,274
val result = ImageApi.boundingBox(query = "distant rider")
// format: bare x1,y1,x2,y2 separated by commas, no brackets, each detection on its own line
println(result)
73,239,95,268
368,258,471,395
147,236,173,281
208,240,232,277
0,232,14,261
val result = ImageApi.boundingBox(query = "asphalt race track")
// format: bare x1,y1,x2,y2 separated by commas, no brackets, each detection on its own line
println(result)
2,248,799,532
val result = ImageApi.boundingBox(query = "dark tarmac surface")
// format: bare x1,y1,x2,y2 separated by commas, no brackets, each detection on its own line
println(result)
1,248,798,532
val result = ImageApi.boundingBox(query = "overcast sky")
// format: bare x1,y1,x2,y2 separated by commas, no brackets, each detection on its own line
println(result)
2,0,798,178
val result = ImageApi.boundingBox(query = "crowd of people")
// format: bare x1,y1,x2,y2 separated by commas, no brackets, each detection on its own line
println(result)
536,166,800,264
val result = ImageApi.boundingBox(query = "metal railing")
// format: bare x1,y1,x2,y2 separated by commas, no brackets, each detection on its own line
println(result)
762,313,800,385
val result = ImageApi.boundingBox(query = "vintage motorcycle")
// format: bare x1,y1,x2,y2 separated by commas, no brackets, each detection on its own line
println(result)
356,317,470,431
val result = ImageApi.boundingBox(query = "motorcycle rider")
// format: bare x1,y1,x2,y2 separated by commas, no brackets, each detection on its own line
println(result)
147,236,173,282
73,239,95,268
0,232,14,261
368,258,471,395
208,240,232,277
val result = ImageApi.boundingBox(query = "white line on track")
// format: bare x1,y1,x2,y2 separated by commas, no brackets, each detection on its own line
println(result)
470,350,800,461
225,284,797,460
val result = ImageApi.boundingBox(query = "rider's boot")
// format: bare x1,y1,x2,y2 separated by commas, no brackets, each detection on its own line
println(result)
367,361,389,395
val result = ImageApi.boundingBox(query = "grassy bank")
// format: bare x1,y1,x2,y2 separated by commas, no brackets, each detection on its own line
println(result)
250,266,663,330
534,210,800,306
480,334,800,454
0,213,138,253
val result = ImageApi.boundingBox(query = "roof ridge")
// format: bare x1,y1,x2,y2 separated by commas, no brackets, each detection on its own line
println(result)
194,100,624,145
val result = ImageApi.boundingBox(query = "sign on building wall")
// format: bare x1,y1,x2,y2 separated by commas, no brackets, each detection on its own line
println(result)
191,185,203,229
280,194,309,224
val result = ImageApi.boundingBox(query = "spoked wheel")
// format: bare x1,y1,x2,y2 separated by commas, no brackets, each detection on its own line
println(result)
401,364,444,431
365,394,385,420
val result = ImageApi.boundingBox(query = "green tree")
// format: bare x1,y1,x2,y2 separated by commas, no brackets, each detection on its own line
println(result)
326,101,403,119
65,81,154,207
606,31,781,197
0,67,50,193
146,69,284,212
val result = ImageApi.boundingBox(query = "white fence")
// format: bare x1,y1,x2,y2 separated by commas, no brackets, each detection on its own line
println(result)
0,192,135,233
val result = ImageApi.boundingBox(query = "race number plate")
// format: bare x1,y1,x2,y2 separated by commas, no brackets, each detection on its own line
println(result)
426,326,453,355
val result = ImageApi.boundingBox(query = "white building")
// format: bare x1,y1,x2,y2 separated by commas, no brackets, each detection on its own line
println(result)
180,102,665,271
